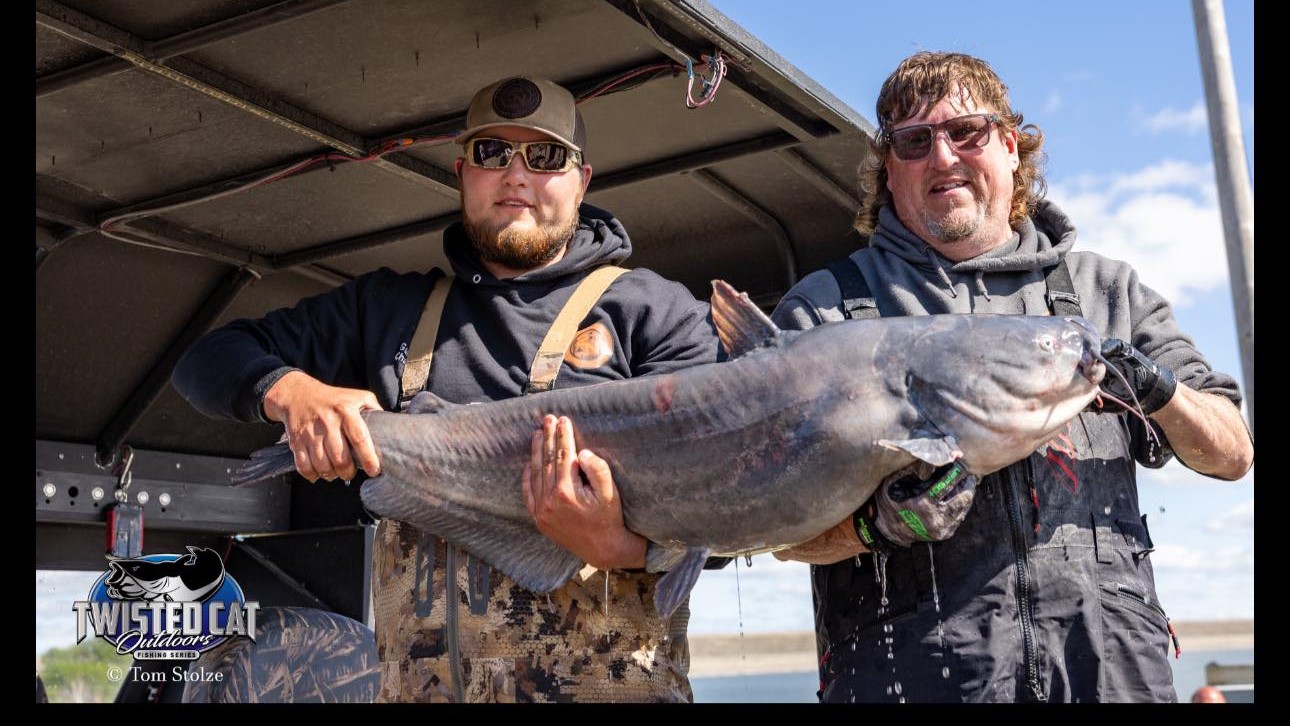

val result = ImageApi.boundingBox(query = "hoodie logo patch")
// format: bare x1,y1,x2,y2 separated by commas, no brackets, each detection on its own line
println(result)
565,322,614,369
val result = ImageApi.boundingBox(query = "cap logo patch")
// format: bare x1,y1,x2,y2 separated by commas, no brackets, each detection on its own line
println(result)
492,78,542,119
565,322,615,369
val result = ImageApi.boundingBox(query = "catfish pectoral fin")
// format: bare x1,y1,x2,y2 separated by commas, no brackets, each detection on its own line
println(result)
652,547,711,619
878,434,963,467
360,475,584,593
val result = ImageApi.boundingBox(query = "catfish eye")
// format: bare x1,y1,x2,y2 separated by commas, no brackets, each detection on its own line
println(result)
1038,334,1055,353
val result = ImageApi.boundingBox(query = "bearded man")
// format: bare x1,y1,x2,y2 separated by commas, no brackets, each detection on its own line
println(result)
172,76,721,702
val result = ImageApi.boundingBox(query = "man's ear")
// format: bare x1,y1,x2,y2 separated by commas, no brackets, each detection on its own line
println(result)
454,157,464,178
579,164,593,197
1003,126,1020,166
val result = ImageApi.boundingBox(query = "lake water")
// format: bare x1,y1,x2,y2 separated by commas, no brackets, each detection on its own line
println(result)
692,647,1254,703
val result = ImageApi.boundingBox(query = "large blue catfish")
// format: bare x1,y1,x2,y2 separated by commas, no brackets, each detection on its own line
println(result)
236,281,1106,617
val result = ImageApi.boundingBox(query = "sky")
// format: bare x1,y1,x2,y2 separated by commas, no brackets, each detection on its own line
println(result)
688,0,1255,635
36,1,1255,658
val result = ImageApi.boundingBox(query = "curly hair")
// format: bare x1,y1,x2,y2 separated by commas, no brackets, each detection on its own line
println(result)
855,52,1047,236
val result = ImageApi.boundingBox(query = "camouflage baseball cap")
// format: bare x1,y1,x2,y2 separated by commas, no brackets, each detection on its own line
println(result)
455,76,586,153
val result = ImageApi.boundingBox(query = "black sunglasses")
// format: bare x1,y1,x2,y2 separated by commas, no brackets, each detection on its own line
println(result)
465,137,582,173
884,113,1001,162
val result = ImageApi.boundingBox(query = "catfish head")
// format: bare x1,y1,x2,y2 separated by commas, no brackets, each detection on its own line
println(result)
894,314,1105,475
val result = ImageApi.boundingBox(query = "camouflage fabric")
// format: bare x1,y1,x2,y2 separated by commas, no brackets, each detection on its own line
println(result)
182,606,380,703
373,518,694,703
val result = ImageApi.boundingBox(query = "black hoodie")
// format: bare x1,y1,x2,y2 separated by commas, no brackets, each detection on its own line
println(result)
172,203,720,421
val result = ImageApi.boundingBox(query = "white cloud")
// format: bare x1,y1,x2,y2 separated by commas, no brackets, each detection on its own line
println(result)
1043,92,1062,114
1137,101,1208,135
1206,500,1254,534
1153,568,1253,621
1047,159,1231,307
1151,543,1252,573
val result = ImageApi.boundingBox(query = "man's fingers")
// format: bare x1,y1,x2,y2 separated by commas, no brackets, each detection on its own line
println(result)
307,427,338,481
341,413,381,477
292,446,319,483
578,449,615,502
555,417,577,483
542,415,557,479
324,426,355,481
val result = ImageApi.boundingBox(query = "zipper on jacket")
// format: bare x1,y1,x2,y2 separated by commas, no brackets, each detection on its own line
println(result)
1002,465,1044,701
445,543,465,702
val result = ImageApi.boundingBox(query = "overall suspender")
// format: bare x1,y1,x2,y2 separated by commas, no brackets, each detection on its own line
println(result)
399,266,629,399
392,265,628,700
825,255,1083,319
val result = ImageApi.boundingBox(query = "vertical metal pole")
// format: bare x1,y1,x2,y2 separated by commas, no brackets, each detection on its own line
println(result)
1192,0,1254,432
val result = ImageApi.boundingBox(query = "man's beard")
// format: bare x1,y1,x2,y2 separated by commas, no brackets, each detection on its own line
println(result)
924,192,988,243
463,206,579,271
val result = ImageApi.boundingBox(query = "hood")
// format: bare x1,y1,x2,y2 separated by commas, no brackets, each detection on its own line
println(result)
870,199,1078,298
443,202,631,286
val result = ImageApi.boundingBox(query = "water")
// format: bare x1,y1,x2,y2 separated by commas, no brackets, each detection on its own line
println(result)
691,648,1253,703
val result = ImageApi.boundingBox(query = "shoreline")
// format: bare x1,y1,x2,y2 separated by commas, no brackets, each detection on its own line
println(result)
688,620,1254,678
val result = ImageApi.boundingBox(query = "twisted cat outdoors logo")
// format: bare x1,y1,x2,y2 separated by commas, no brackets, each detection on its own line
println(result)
73,546,259,660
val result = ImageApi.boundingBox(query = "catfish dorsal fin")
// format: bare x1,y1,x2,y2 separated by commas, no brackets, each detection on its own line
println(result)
710,279,782,359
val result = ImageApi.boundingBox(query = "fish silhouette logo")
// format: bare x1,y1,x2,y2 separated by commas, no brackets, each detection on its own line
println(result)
106,546,225,602
74,546,259,659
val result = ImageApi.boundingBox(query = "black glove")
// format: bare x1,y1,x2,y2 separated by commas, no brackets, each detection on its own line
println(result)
1099,338,1177,415
854,461,979,550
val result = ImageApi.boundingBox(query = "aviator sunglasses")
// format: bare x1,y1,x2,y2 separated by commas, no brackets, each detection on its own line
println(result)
884,113,1001,162
465,137,582,173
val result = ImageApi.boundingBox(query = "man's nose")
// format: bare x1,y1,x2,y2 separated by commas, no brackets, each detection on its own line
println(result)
926,130,959,167
500,154,531,184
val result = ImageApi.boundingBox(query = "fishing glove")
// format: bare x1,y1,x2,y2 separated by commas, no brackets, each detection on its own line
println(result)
857,461,979,550
1099,338,1177,415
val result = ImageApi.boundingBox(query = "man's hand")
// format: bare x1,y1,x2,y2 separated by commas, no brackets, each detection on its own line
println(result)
773,518,866,565
262,370,382,482
520,415,646,571
870,461,978,549
1099,338,1177,415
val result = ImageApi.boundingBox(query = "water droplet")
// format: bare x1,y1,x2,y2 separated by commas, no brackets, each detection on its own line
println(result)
942,666,951,679
894,681,903,695
884,637,893,644
899,697,906,703
886,686,893,695
850,667,855,675
1103,505,1112,514
883,623,893,633
850,642,856,651
887,651,894,660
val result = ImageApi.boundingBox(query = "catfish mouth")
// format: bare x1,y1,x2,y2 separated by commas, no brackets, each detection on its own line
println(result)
1066,317,1107,386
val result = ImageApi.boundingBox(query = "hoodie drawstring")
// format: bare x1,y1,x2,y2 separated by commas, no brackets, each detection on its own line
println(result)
924,246,958,298
920,246,993,300
974,271,991,301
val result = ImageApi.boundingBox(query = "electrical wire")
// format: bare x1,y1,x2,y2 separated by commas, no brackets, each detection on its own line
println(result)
96,53,730,246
